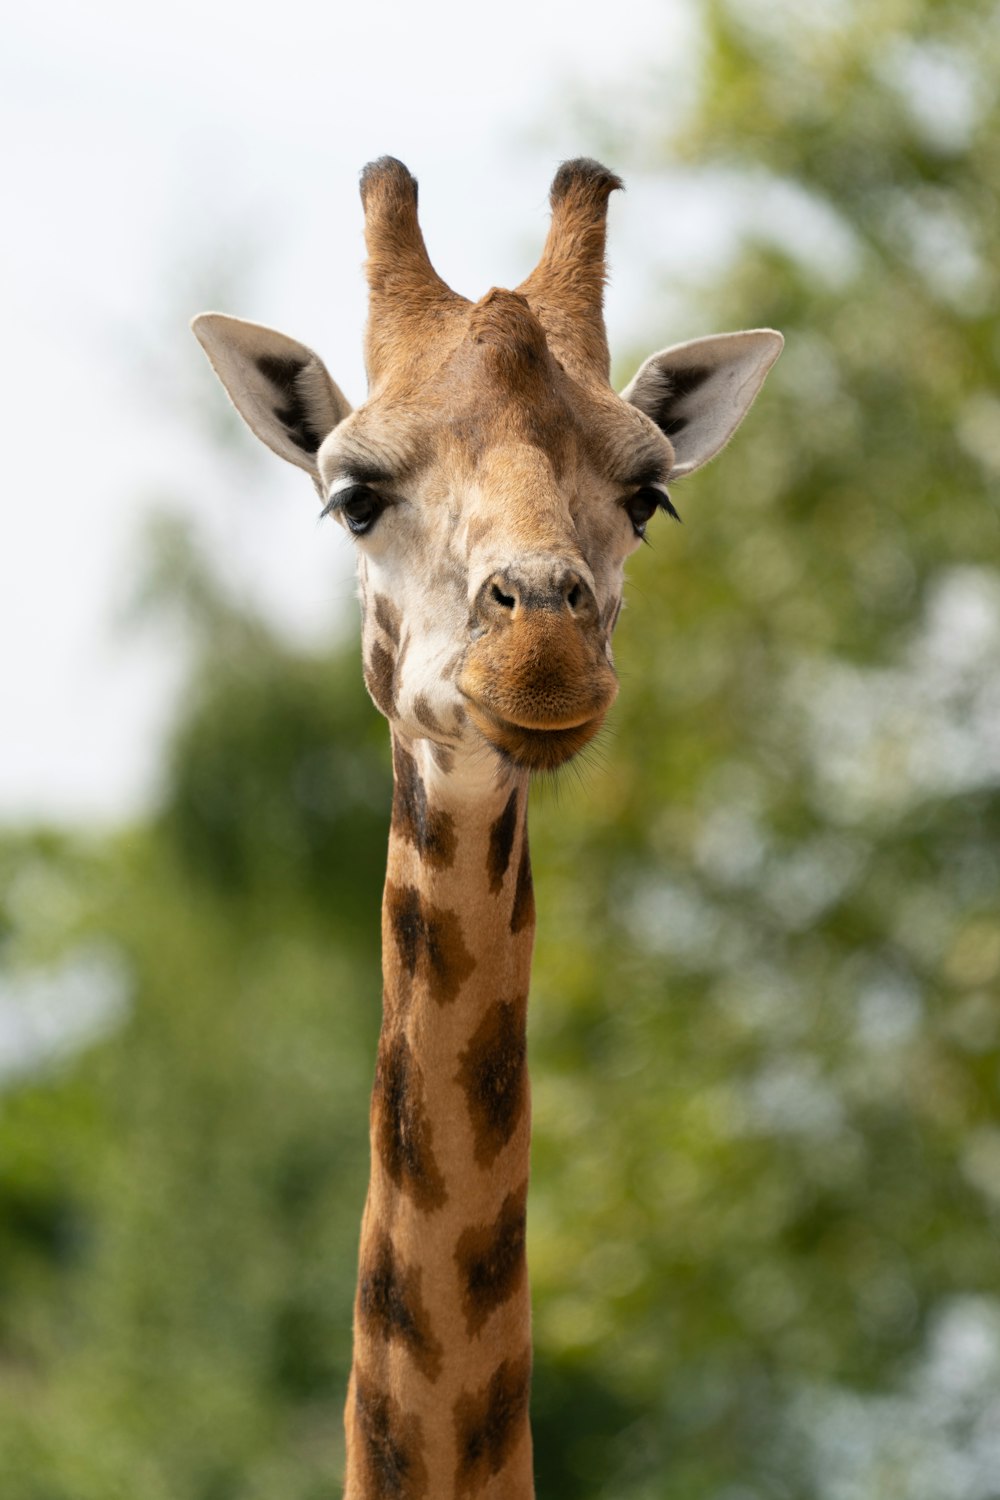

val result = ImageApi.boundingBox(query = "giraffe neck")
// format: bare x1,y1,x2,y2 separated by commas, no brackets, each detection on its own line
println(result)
345,732,537,1500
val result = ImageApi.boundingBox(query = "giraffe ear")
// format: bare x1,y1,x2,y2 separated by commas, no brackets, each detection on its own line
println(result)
621,329,783,478
192,313,352,477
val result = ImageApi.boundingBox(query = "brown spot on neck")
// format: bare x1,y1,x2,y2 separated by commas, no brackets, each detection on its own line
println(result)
487,788,520,894
456,997,528,1168
392,739,457,868
453,1352,532,1497
358,1229,443,1382
455,1182,529,1338
352,1366,430,1500
385,881,476,1007
373,1030,447,1212
510,843,535,935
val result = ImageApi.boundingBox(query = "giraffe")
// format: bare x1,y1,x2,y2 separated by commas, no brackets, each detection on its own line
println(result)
193,157,782,1500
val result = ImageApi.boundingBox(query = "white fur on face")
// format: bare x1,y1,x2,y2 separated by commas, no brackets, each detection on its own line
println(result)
325,435,641,760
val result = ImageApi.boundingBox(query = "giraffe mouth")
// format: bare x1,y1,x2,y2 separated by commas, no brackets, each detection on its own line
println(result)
463,700,607,771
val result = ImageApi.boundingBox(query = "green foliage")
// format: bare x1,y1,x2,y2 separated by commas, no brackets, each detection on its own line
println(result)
0,579,389,1496
523,1,1000,1492
2,3,999,1496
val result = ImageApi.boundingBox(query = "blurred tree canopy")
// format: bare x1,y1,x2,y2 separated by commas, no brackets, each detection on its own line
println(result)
2,2,999,1497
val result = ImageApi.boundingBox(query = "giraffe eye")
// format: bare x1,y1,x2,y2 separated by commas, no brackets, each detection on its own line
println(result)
623,485,680,538
624,487,659,538
325,483,385,536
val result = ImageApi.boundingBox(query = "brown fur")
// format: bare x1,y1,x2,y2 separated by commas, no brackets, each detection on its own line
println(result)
455,1182,529,1338
372,1028,448,1212
391,740,458,869
517,159,623,382
486,790,520,894
374,592,402,644
510,844,535,936
456,997,529,1169
453,1351,533,1496
384,878,477,1008
358,763,536,1500
350,1366,430,1500
357,1230,444,1382
360,157,469,391
365,639,397,719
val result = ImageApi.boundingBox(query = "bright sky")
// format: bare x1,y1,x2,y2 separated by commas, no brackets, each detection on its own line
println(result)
3,0,715,825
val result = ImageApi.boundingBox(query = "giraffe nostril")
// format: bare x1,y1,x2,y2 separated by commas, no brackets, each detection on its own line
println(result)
492,582,517,611
565,581,582,611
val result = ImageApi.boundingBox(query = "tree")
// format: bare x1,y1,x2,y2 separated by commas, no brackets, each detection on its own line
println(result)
0,535,389,1499
526,1,1000,1494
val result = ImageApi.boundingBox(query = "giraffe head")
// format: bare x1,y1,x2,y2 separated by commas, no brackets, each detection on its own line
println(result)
194,159,781,774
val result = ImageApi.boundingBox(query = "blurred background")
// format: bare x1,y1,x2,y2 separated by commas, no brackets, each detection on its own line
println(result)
3,0,999,1496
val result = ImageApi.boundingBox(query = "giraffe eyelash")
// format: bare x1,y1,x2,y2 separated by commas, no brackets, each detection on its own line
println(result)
650,482,682,522
623,484,681,540
322,479,389,535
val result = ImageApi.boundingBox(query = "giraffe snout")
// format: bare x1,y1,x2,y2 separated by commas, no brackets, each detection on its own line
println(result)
460,561,617,770
473,565,599,630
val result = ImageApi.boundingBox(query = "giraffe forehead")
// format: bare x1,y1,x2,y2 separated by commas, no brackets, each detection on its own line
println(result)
442,384,673,520
340,293,646,483
322,315,672,543
437,293,673,481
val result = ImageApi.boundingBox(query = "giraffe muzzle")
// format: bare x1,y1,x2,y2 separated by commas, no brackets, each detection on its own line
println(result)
461,699,610,771
460,579,618,769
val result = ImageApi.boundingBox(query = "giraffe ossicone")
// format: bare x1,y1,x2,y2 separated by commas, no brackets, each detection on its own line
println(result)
194,157,781,1499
